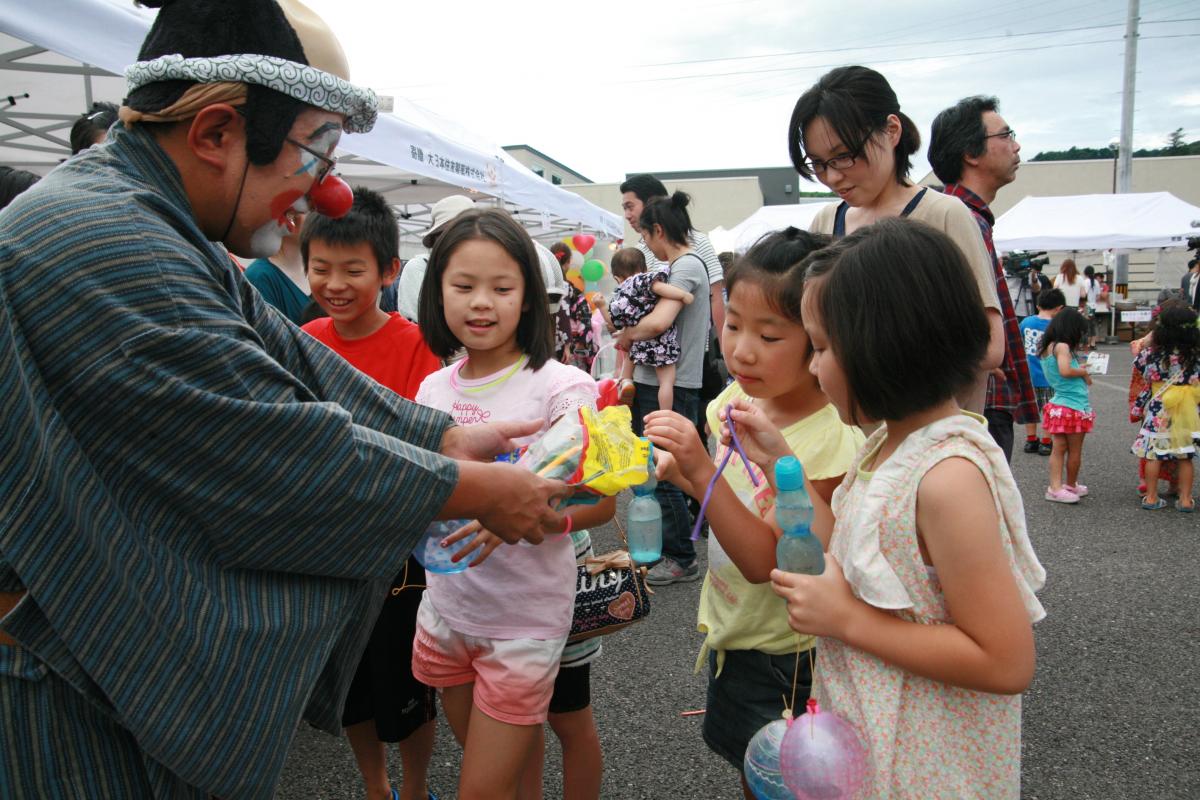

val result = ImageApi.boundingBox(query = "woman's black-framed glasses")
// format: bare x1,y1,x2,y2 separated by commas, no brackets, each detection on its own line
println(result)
803,132,873,174
983,128,1017,142
287,137,337,185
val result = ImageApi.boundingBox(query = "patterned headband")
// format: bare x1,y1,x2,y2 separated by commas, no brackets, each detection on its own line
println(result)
125,53,378,133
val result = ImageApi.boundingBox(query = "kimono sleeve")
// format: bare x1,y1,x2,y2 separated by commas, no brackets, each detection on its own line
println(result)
65,307,459,579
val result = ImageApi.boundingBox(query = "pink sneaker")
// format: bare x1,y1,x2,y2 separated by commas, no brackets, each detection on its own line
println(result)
1064,483,1089,497
1045,487,1080,504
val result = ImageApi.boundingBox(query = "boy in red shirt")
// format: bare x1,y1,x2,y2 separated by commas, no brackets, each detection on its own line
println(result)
301,187,442,800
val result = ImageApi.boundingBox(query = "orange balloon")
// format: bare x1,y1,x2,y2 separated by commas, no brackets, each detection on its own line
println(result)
566,268,584,292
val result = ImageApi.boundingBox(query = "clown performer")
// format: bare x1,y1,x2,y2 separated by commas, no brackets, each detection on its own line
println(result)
0,1,573,798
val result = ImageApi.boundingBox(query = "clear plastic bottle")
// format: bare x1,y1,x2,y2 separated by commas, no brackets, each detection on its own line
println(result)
626,442,662,564
773,456,824,575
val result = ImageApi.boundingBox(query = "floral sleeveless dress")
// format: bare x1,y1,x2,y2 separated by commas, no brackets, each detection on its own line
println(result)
816,413,1046,799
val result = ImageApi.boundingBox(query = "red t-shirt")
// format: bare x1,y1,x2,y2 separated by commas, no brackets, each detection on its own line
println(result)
301,312,440,400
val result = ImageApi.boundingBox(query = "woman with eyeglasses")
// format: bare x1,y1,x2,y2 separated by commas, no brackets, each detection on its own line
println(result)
788,65,1004,413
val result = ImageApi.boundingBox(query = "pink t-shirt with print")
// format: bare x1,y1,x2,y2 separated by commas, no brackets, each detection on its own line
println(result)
415,357,598,639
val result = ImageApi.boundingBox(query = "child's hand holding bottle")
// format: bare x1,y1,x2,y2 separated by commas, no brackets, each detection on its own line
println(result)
769,557,858,638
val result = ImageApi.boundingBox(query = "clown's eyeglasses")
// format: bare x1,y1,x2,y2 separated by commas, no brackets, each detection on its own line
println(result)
287,137,337,185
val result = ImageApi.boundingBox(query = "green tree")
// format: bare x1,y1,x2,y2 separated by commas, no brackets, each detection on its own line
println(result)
1168,127,1186,152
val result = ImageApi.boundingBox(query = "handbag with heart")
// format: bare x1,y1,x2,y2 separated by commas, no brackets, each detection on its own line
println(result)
567,522,652,643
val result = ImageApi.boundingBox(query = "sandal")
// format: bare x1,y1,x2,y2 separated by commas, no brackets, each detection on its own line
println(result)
617,378,636,406
1175,500,1195,513
1141,498,1168,510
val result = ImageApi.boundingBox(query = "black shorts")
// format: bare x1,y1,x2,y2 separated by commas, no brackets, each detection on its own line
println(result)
702,648,814,770
548,662,591,715
341,556,437,742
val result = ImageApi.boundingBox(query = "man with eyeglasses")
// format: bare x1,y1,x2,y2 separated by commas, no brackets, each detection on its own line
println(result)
0,1,569,796
929,96,1039,462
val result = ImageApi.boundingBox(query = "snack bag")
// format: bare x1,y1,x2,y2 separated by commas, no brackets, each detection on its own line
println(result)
518,405,650,502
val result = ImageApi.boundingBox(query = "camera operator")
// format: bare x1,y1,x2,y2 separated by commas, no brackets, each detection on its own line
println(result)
1181,257,1200,310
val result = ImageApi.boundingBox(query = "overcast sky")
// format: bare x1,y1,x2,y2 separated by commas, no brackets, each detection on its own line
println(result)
305,0,1200,184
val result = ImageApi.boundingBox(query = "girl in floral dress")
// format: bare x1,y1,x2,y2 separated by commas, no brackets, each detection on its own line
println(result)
762,219,1045,799
1131,304,1200,511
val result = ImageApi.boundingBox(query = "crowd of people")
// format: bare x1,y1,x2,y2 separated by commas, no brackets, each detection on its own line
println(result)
0,1,1188,798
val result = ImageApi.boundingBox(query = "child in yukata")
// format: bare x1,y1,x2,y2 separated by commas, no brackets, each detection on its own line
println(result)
595,246,694,409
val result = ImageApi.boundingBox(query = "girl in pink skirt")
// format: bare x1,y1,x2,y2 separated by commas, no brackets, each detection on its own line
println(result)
1036,308,1095,503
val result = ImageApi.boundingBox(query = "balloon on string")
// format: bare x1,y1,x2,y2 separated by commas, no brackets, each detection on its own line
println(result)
780,699,869,800
743,717,792,800
581,259,605,283
572,233,596,256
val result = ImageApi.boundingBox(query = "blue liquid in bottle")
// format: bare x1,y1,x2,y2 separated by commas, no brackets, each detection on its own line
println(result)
626,442,662,565
413,519,473,574
773,456,825,575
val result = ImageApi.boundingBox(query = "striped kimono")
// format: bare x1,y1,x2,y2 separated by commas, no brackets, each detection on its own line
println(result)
0,125,457,798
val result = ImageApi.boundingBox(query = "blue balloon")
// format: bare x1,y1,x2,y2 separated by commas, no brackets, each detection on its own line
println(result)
744,718,792,800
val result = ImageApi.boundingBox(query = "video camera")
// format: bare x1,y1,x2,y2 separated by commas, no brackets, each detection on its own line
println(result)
1002,251,1049,278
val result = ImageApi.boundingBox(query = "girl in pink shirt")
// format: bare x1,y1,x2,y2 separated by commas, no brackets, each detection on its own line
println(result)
412,209,614,800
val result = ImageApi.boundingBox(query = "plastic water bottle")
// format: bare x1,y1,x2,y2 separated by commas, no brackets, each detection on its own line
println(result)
773,456,824,575
626,443,662,564
413,519,472,574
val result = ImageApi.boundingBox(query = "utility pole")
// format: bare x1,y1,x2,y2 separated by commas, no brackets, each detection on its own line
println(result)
1114,0,1139,291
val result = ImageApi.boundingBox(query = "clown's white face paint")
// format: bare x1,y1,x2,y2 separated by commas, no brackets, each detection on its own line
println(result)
248,195,309,258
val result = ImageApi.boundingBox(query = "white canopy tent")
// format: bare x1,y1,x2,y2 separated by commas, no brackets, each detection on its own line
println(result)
710,201,835,254
0,0,621,243
992,192,1200,254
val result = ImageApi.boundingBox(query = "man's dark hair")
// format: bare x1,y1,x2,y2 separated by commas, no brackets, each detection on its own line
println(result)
300,187,398,275
638,192,694,247
418,209,554,369
127,0,310,165
801,218,988,424
787,65,921,184
1037,288,1066,311
70,101,120,154
928,96,1000,185
619,174,668,203
0,166,39,211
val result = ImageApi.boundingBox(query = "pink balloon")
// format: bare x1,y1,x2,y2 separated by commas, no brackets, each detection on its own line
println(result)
780,699,869,800
572,233,596,254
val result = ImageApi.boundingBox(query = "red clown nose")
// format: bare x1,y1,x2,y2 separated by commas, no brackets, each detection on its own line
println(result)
309,174,354,218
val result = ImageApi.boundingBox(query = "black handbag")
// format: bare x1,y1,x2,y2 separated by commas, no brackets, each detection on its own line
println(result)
567,521,653,643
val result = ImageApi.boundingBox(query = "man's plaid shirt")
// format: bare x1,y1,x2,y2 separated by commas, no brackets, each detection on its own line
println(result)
944,183,1039,424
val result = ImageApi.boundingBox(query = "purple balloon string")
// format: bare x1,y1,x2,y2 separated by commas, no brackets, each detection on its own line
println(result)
691,404,761,541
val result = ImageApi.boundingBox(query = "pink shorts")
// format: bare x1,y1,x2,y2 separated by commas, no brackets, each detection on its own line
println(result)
411,597,566,726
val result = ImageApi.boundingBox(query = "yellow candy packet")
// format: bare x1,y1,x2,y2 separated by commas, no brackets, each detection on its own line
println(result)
519,405,650,501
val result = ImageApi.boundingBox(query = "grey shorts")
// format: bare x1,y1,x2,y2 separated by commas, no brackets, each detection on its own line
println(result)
702,648,814,770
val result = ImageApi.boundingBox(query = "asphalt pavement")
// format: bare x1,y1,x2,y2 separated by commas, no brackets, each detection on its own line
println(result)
276,343,1199,799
